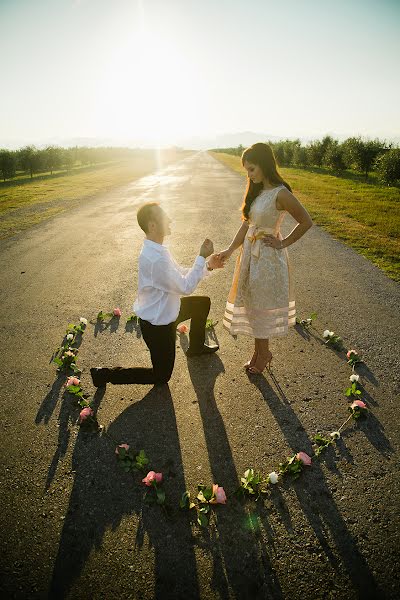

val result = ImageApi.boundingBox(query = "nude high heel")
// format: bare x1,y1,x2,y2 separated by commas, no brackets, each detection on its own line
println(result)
248,351,273,374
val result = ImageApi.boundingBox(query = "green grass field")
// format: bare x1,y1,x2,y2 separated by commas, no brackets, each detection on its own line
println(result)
0,150,191,239
209,151,400,282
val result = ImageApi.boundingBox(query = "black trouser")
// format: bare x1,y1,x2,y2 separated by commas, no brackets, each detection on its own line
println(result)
106,296,211,384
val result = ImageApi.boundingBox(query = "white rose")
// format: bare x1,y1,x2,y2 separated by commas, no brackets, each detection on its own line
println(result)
66,333,73,341
323,330,330,338
350,374,360,383
80,317,88,325
268,471,279,484
330,431,341,440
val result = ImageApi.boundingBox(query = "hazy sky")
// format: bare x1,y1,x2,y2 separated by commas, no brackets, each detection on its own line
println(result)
1,0,399,146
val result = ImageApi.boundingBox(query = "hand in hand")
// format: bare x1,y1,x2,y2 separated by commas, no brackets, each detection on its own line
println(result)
262,235,282,249
207,253,225,270
200,238,214,258
215,249,232,263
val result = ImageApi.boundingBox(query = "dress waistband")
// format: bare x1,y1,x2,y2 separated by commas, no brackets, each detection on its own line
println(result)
247,226,278,258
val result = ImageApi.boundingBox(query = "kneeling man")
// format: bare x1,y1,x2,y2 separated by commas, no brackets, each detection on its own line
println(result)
91,202,224,387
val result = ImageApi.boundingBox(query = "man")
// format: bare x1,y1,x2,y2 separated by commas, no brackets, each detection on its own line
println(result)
90,202,224,387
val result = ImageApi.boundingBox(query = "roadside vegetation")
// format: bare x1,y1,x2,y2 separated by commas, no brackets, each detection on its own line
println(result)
0,146,190,239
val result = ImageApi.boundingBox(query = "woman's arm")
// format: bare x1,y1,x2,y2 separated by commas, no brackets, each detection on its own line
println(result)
263,188,313,249
218,221,249,261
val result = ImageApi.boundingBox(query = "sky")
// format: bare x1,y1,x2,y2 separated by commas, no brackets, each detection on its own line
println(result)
0,0,399,148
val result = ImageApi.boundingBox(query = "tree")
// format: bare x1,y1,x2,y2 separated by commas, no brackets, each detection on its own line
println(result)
375,149,400,186
63,148,75,171
293,145,309,168
342,137,385,179
0,150,16,181
17,145,44,178
44,146,62,174
307,140,324,167
323,141,346,173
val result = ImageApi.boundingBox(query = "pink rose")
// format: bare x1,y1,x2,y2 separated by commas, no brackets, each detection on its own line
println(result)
142,471,163,486
296,451,312,466
351,400,366,409
113,307,122,317
177,323,188,334
347,349,356,359
115,443,130,455
213,485,227,504
66,376,80,387
79,407,94,422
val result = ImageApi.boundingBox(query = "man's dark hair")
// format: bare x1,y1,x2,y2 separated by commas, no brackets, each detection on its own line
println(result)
137,202,160,233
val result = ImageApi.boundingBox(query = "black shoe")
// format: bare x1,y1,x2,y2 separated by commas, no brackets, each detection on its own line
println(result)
186,343,219,357
90,367,109,387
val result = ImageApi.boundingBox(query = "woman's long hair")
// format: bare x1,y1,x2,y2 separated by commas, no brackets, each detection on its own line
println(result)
241,143,292,220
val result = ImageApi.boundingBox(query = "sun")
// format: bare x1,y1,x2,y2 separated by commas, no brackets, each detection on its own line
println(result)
92,8,210,145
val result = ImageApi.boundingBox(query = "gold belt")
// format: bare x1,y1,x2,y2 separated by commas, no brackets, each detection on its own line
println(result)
247,227,276,258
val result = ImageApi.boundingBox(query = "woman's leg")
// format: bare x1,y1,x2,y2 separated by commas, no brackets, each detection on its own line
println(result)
248,338,272,373
244,339,259,369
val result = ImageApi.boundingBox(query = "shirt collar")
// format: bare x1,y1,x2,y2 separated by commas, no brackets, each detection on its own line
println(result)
143,239,169,253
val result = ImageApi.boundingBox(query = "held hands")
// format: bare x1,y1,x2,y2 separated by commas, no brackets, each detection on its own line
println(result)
199,238,214,258
215,248,233,263
207,253,225,270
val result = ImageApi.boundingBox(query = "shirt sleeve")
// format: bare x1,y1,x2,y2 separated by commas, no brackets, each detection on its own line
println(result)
151,255,207,295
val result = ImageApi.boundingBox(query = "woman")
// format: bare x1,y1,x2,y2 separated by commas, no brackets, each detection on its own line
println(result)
218,142,313,374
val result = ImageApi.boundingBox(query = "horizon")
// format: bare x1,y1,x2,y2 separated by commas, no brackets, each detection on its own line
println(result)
1,0,399,148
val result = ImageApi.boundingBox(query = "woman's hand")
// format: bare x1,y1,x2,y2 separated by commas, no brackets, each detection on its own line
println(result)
262,234,283,249
216,248,233,263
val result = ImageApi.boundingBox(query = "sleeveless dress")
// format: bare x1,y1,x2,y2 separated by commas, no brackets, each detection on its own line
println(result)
223,185,295,338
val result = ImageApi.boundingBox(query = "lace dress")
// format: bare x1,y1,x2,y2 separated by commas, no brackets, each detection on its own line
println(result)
223,185,295,338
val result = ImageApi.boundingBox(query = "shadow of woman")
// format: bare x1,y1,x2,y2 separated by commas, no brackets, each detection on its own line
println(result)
49,385,200,600
249,374,382,599
186,355,283,600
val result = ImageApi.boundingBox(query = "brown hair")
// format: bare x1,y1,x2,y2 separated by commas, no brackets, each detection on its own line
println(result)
137,202,160,233
241,143,292,220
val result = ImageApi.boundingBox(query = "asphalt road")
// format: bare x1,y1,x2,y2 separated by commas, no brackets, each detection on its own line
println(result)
1,151,399,600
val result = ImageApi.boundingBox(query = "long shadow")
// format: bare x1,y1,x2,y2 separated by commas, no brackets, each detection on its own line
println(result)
250,373,382,599
37,330,86,425
294,327,379,386
125,319,142,339
49,386,200,600
187,356,283,599
93,316,121,337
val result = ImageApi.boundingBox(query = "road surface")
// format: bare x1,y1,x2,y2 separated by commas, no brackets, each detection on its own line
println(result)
1,152,399,599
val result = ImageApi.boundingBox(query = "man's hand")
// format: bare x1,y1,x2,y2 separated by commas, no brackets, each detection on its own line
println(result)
207,253,225,270
200,238,214,258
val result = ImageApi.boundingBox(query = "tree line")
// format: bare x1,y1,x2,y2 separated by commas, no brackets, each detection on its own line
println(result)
0,145,140,182
212,136,400,186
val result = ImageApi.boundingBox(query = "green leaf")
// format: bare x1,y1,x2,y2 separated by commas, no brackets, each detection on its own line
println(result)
66,384,81,394
53,357,63,366
197,512,208,527
180,491,191,509
199,505,210,514
156,488,166,505
203,487,213,501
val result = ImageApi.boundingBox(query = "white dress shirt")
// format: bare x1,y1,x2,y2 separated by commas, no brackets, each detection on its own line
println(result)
133,239,209,325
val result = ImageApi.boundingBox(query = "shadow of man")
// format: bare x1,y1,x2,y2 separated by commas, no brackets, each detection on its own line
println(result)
187,355,283,600
49,386,200,600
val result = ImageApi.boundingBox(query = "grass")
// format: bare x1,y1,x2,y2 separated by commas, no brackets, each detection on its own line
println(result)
209,151,400,282
0,150,192,239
